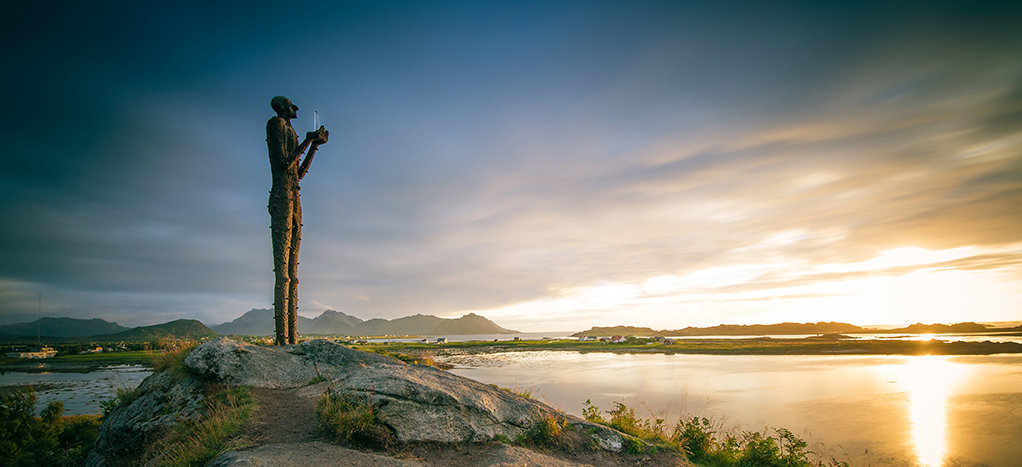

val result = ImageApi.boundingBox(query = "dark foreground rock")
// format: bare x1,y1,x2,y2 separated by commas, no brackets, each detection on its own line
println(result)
87,337,668,466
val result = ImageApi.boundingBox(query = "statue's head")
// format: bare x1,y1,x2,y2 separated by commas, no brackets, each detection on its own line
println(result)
271,96,298,119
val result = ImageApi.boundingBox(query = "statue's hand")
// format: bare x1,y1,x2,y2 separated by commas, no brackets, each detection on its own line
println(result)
307,127,329,145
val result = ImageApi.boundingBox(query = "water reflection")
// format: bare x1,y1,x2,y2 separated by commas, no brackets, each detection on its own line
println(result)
447,352,1022,466
877,356,969,467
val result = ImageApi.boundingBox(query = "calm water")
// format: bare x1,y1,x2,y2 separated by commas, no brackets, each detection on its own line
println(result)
446,351,1022,466
0,365,152,415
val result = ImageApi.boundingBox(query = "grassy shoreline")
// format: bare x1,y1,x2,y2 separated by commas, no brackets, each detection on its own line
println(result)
4,337,1018,373
352,336,1022,357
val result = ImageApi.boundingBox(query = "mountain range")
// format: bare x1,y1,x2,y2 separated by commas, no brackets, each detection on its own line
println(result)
0,317,129,337
0,310,517,340
571,321,1021,337
210,309,518,336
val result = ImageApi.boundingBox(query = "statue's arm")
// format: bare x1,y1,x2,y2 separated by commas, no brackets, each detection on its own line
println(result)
298,144,319,179
298,128,328,180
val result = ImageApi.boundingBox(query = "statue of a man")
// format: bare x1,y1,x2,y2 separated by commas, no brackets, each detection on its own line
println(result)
266,96,328,345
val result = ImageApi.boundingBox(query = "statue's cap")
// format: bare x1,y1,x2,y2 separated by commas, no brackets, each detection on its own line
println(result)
271,96,296,113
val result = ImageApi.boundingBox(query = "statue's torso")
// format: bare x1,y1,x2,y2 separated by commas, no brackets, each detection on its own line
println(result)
267,117,300,194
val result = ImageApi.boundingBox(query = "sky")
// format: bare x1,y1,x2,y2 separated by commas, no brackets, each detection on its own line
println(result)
1,1,1020,331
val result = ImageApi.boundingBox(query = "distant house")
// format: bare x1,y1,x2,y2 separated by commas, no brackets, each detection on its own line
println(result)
513,337,521,341
610,335,627,343
6,346,58,359
436,337,448,344
83,346,104,354
663,339,675,345
579,336,597,341
420,338,429,343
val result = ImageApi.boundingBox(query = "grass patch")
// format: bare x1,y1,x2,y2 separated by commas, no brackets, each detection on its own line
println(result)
516,414,565,447
490,384,533,399
151,344,199,375
582,400,848,466
143,384,254,466
316,393,393,448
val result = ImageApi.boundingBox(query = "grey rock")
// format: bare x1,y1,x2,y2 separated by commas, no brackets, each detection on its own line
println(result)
568,419,627,453
327,363,563,443
183,337,401,388
184,337,318,388
85,371,207,466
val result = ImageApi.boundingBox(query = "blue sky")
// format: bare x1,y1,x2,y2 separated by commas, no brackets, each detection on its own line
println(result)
1,1,1020,330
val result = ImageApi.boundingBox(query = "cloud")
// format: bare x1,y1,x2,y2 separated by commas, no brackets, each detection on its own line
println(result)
1,2,1020,328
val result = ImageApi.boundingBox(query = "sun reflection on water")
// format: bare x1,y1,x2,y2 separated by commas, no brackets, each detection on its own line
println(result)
891,356,969,466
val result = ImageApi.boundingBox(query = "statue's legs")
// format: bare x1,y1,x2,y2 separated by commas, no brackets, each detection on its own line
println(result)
268,191,294,345
286,195,302,344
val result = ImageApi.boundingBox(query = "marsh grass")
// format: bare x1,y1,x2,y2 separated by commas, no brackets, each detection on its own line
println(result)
143,384,254,467
316,393,393,448
582,400,848,466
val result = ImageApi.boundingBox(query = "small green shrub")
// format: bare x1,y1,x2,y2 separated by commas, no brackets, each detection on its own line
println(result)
316,393,392,448
534,414,564,444
492,433,512,444
516,414,564,447
582,399,605,424
676,416,713,459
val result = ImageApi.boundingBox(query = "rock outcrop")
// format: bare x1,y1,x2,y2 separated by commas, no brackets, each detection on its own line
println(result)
87,370,207,465
87,337,645,466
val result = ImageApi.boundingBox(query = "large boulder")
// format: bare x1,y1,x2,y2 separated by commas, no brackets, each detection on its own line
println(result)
326,363,563,443
183,337,400,388
86,371,207,466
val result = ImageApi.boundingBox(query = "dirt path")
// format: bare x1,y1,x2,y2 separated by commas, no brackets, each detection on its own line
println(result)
243,384,326,445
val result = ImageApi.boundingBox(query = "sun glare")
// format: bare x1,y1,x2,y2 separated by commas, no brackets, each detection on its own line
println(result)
878,356,970,466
